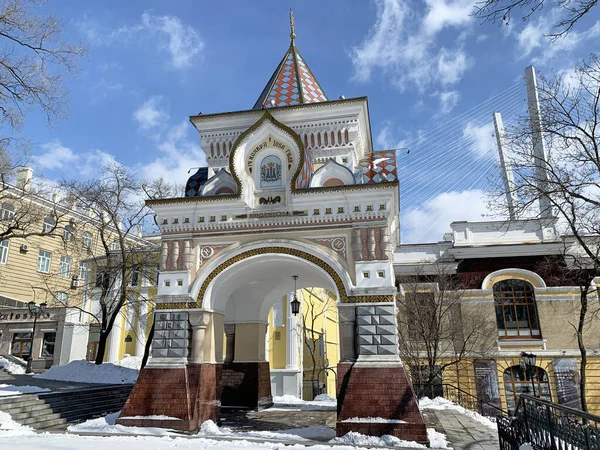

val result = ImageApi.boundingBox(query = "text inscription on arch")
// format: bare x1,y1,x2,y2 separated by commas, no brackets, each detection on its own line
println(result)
247,135,294,174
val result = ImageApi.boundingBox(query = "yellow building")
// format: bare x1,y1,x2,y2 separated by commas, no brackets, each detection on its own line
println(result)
267,287,339,400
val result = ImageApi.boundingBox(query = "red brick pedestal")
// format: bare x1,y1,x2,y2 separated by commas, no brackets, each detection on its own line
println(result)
116,363,221,432
336,362,428,443
221,361,273,410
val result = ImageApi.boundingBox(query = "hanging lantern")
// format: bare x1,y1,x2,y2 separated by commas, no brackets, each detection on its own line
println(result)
291,275,300,315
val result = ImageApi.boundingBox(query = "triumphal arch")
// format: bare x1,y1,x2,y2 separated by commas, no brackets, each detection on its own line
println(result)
118,23,427,442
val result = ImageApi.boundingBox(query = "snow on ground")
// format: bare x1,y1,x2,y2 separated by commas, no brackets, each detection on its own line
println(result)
0,384,51,396
0,411,35,436
419,397,497,429
35,358,139,384
0,356,26,375
341,417,407,423
331,428,449,449
67,412,174,436
270,395,337,411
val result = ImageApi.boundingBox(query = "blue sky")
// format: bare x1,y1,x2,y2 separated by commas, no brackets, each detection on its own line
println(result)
18,0,600,242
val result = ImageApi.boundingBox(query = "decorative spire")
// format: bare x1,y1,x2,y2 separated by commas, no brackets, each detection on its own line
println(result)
252,11,328,110
289,9,296,45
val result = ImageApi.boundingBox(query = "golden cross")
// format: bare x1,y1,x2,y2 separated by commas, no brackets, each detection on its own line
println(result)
289,9,296,42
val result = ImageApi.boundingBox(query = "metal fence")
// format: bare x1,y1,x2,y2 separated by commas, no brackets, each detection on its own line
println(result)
498,395,600,450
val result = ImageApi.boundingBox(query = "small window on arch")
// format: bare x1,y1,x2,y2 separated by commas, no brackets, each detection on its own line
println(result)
43,216,56,234
323,177,345,187
493,279,541,339
215,186,234,195
63,224,75,242
1,202,15,221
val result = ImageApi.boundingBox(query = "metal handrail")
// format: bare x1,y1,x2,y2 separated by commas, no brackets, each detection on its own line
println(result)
514,394,600,423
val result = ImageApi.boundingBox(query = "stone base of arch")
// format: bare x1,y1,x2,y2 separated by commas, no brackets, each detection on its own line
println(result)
336,362,428,443
116,363,222,432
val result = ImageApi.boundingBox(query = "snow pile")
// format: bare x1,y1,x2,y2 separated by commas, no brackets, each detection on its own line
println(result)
198,420,225,436
0,411,35,436
112,355,143,370
0,384,51,397
313,393,336,402
271,395,337,411
35,359,139,384
419,397,497,429
332,431,425,448
0,357,26,375
332,428,450,449
341,417,407,423
120,415,181,420
68,412,173,436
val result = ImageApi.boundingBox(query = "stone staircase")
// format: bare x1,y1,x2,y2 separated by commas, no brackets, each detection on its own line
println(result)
0,384,133,430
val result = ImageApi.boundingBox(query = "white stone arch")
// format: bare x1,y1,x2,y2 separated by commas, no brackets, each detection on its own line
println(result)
189,239,354,316
481,268,547,290
309,158,355,188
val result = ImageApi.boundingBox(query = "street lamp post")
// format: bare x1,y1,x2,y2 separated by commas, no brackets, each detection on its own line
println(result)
520,351,537,397
25,301,47,374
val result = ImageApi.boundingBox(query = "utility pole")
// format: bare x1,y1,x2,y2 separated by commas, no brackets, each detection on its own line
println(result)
493,112,518,219
524,66,553,219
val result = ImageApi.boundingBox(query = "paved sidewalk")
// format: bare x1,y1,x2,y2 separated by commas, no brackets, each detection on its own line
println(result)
422,409,498,450
0,369,103,392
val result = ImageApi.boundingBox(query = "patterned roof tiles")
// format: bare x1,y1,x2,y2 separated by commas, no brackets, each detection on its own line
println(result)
253,43,328,110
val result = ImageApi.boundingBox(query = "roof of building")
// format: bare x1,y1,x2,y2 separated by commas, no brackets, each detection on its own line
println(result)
252,11,327,110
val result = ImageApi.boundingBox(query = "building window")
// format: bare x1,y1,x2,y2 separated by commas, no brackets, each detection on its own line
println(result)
313,209,320,215
59,256,72,277
41,332,56,357
94,270,109,290
82,231,92,249
354,206,360,212
363,271,370,278
494,279,541,338
11,332,32,359
0,240,9,264
55,291,68,304
37,250,52,273
42,216,56,234
130,265,140,287
1,202,15,221
111,240,119,250
79,262,91,288
259,155,283,188
63,224,75,242
503,365,551,413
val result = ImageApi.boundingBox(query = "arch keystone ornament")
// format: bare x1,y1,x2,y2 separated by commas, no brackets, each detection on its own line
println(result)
122,13,427,443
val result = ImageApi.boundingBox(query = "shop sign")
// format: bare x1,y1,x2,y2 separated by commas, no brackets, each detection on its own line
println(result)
0,311,52,321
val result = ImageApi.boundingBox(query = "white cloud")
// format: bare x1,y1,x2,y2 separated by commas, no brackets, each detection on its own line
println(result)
36,141,78,170
462,121,496,159
436,90,460,114
140,11,204,70
133,96,169,130
78,11,204,70
35,142,116,179
350,0,473,92
516,10,600,64
403,189,490,242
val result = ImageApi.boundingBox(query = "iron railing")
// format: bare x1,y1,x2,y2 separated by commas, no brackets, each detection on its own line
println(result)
413,383,507,418
498,395,600,450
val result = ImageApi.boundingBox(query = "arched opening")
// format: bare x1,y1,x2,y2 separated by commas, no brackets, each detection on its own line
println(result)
203,250,345,407
323,177,345,187
503,365,551,412
493,279,541,339
215,186,234,195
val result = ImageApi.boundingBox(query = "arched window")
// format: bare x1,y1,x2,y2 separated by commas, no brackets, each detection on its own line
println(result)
82,231,93,249
503,365,551,412
1,202,15,221
42,216,56,234
259,155,283,188
493,279,541,339
63,224,75,242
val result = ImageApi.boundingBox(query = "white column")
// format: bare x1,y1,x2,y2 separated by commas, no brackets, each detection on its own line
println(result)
135,301,148,356
286,293,299,369
107,314,123,362
494,111,519,219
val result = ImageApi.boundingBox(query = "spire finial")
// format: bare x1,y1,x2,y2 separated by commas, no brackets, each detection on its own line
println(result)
289,9,296,44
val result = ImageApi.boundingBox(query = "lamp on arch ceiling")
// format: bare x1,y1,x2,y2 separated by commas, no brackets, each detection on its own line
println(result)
291,275,300,316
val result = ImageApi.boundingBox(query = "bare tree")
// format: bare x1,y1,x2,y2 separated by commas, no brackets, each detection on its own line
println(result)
59,163,172,364
397,263,495,395
536,251,600,411
300,288,336,399
0,0,85,130
472,0,597,39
